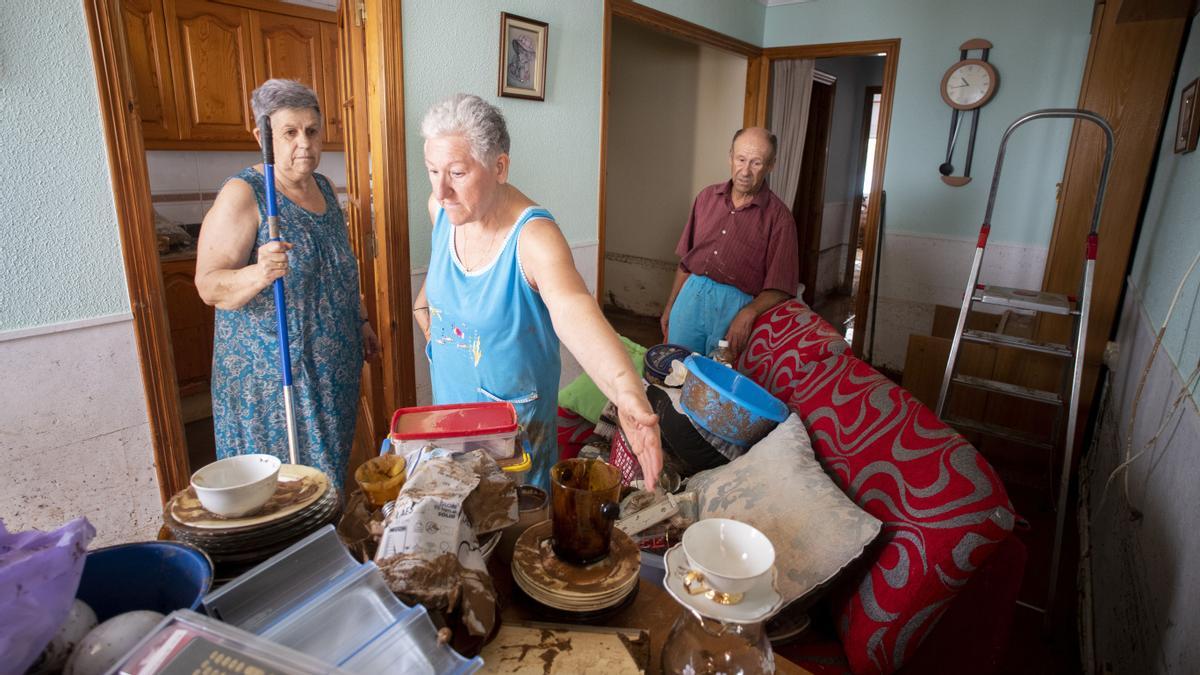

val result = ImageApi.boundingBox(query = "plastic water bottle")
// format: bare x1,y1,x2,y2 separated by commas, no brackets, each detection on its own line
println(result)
709,339,734,367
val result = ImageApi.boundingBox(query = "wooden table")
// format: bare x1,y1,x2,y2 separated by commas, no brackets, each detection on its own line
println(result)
489,558,810,674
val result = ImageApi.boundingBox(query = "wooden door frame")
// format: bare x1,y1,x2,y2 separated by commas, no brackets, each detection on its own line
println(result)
83,0,412,504
85,0,190,502
750,40,900,358
845,85,882,294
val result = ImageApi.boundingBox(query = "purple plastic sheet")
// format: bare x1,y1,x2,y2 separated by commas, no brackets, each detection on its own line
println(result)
0,517,96,675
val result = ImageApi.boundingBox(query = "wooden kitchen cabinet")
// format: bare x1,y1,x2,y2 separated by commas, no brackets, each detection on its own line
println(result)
135,0,341,150
161,257,215,397
320,21,343,145
121,0,179,142
164,0,257,143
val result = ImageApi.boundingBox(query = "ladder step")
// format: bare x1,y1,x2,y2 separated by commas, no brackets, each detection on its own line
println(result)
943,415,1056,450
961,329,1073,358
973,285,1073,315
951,375,1064,405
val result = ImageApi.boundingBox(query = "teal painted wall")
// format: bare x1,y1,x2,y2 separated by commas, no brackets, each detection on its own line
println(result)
1130,13,1200,402
764,0,1093,246
402,1,603,268
0,0,128,330
634,0,764,47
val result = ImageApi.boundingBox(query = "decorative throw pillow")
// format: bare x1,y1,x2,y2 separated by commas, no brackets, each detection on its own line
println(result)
556,407,594,461
687,414,882,606
557,336,647,423
737,300,849,403
787,354,1018,675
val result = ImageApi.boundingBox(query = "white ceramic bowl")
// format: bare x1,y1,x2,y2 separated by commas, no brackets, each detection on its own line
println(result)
190,454,281,517
681,518,775,597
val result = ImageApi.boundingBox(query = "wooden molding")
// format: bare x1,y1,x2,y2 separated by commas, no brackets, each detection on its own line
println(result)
610,0,759,57
365,0,415,414
764,39,899,60
214,0,335,23
960,38,993,50
597,0,612,305
744,55,770,127
84,0,190,503
1115,0,1195,22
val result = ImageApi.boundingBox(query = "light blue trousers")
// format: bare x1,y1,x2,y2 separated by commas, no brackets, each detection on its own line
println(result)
667,275,752,355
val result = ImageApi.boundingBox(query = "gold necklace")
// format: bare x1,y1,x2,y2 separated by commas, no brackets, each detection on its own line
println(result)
459,225,500,272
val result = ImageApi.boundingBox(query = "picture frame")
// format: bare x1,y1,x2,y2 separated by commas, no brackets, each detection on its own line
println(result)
1174,77,1199,154
498,12,548,101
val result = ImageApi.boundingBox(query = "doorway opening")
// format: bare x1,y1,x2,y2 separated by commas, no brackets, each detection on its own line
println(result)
774,56,885,342
84,0,410,501
598,4,756,350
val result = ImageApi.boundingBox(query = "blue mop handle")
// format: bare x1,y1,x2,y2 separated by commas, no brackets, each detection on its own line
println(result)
258,115,300,464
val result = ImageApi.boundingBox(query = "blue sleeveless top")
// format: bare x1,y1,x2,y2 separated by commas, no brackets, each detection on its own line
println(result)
425,206,561,490
211,168,362,491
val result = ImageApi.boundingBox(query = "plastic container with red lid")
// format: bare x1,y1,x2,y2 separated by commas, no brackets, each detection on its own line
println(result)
389,402,520,460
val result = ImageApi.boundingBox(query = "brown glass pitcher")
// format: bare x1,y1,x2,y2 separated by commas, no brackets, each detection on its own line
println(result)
550,458,621,564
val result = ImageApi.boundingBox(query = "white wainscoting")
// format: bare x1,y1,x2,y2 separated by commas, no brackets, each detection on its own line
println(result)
0,318,162,546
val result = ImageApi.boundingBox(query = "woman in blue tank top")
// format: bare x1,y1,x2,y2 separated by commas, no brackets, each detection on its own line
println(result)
414,94,663,491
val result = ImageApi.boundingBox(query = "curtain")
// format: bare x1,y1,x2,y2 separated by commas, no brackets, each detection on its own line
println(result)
768,58,815,211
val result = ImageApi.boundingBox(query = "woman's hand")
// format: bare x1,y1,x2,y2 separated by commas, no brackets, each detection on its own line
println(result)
254,240,293,288
615,389,664,491
362,321,381,361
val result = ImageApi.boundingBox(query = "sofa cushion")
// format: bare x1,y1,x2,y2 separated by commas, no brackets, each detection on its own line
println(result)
687,414,882,607
737,300,849,402
786,354,1017,675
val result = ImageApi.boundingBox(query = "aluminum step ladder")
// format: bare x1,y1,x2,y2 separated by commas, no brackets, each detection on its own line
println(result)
934,109,1113,620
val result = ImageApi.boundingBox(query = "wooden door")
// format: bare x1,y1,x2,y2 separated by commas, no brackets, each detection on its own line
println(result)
320,22,343,145
338,0,392,480
792,79,836,307
251,12,323,102
164,0,256,141
121,0,178,141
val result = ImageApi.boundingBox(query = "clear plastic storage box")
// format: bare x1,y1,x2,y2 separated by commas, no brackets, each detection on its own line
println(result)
201,526,481,675
389,402,519,460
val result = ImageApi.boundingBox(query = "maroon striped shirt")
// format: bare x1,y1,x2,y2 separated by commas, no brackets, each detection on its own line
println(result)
675,180,799,297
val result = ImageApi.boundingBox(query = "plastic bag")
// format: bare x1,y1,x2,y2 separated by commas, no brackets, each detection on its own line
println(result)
0,517,96,675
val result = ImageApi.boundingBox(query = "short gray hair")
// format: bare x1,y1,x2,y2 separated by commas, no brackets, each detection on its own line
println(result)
251,79,322,126
421,94,511,164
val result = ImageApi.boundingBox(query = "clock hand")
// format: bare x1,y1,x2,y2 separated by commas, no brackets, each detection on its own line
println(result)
960,77,970,86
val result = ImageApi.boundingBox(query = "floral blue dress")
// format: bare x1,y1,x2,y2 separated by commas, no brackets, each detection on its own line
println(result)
212,168,362,491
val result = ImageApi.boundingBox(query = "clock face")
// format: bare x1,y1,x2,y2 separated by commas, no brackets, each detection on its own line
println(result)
942,60,998,110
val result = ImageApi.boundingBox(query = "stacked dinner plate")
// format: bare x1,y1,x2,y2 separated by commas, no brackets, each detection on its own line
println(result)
164,464,341,581
511,520,640,618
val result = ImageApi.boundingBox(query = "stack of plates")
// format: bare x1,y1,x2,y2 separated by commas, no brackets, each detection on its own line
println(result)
164,464,340,579
511,520,640,618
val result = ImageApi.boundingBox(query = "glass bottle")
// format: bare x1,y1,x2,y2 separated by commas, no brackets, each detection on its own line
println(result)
709,339,734,367
661,610,774,675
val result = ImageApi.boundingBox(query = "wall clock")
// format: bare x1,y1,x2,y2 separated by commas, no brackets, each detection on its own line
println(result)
939,39,998,186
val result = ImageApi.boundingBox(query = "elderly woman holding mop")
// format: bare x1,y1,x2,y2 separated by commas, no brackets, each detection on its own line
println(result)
414,94,664,491
197,79,379,490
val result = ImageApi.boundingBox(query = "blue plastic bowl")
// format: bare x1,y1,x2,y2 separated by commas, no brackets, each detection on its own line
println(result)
76,541,213,621
680,355,789,447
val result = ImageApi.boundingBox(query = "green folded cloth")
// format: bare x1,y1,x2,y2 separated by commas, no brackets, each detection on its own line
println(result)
558,336,648,423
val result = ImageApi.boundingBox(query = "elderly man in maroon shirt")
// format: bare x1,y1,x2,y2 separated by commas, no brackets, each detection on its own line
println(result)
661,127,799,358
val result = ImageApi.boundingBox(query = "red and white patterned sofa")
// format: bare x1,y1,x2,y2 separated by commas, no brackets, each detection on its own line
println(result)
738,300,1026,674
559,299,1026,674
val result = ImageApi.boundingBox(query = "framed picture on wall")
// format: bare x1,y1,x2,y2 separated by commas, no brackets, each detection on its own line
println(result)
498,12,548,101
1174,77,1199,154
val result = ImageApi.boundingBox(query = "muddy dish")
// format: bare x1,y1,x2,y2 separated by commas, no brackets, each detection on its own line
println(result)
680,355,788,447
511,519,640,616
354,454,406,508
190,454,281,517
